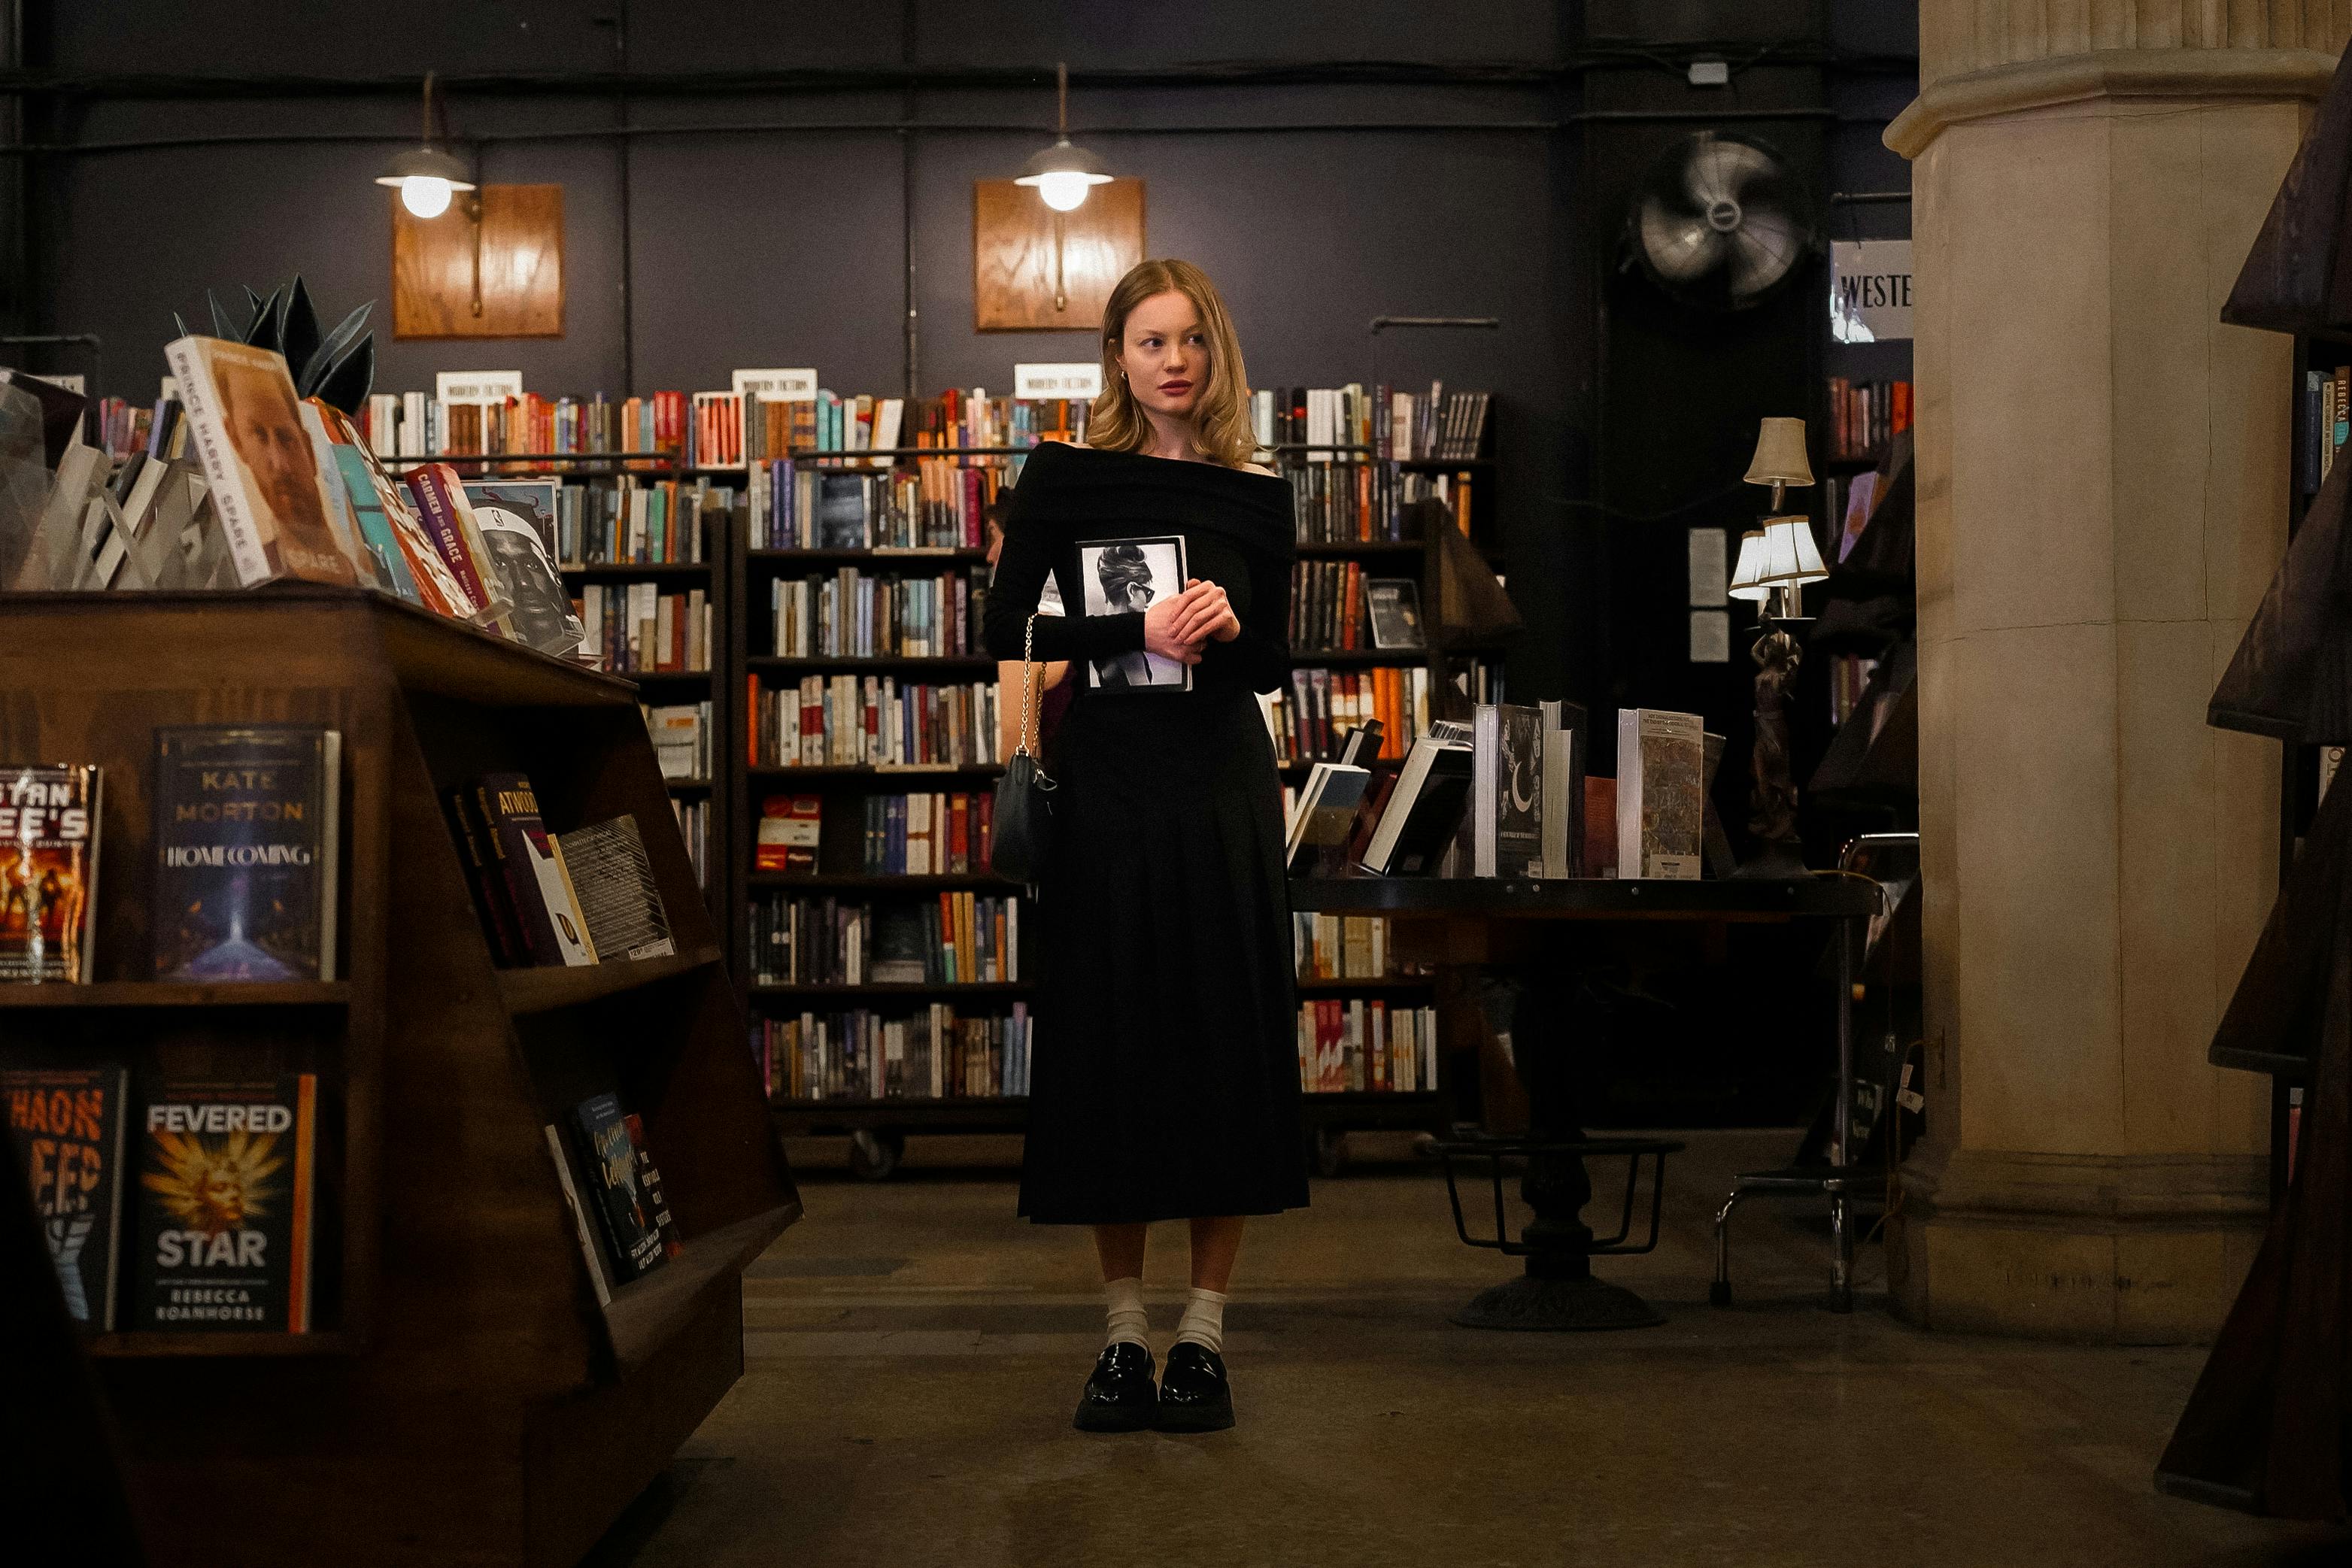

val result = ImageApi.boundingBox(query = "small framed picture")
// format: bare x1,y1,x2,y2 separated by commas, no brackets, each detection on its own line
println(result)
1076,534,1191,690
1366,578,1425,651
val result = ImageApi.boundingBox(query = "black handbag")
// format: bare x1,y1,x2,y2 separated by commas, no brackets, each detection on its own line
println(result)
990,613,1058,881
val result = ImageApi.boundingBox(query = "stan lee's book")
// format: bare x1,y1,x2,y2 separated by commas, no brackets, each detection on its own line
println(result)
3,1065,131,1328
151,727,341,981
0,763,102,982
130,1075,317,1333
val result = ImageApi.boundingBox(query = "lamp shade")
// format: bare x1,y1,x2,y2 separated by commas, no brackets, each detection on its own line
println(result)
1750,515,1828,587
1728,530,1772,600
1743,416,1814,490
1014,138,1114,211
373,146,475,191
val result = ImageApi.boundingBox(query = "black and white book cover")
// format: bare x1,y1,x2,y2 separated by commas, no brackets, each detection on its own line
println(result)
1365,578,1425,650
1076,535,1191,691
1473,703,1544,878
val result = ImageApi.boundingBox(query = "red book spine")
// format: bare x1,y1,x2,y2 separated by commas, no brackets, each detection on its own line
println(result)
403,463,493,609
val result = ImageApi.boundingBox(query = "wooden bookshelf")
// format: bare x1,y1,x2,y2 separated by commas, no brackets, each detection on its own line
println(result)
0,589,797,1568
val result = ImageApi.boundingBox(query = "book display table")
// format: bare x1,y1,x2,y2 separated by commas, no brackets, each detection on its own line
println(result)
0,588,798,1568
1290,873,1876,1329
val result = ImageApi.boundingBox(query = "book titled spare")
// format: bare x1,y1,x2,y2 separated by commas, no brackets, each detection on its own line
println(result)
130,1074,318,1332
4,1065,131,1329
152,727,341,981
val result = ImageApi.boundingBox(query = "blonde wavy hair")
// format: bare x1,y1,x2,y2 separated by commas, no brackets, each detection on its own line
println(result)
1087,259,1258,469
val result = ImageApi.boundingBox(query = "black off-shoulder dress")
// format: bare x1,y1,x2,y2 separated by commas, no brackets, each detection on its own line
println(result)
982,441,1308,1224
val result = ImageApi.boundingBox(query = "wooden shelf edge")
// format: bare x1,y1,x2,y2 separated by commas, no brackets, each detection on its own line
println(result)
498,945,723,1015
0,980,352,1010
603,1204,798,1373
86,1329,360,1357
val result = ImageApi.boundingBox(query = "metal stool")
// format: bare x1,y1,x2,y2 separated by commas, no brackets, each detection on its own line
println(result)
1434,1134,1685,1329
1709,833,1909,1314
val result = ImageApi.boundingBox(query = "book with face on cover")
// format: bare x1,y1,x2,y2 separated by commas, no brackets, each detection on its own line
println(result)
0,764,102,983
463,480,588,657
1076,535,1191,691
162,336,362,589
129,1073,318,1333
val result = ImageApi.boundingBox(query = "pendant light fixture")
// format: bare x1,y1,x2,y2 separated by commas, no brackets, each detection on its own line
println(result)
1014,62,1112,213
375,71,477,220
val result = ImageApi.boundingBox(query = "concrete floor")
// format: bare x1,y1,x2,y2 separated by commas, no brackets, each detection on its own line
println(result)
596,1130,2350,1568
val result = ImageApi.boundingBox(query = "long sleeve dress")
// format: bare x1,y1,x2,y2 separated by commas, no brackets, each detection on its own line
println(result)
983,441,1308,1224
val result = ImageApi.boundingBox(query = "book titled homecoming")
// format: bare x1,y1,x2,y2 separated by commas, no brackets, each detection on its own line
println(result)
151,727,341,981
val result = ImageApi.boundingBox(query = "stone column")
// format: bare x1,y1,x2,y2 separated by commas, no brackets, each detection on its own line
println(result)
1888,4,2346,1342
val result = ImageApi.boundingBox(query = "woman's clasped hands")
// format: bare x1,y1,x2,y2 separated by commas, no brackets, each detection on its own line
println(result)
1142,578,1242,666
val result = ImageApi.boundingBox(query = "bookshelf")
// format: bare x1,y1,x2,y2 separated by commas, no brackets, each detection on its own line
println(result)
0,588,797,1568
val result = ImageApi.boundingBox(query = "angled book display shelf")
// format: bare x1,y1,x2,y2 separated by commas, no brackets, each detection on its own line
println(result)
0,586,798,1568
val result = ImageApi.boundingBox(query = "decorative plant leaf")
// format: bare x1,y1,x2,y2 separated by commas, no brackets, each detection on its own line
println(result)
207,289,238,340
173,310,190,339
242,286,284,352
300,301,372,396
241,286,265,327
310,333,374,417
279,276,320,384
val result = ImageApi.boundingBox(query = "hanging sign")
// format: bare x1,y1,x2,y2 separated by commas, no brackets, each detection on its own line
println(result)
1829,240,1913,343
435,369,524,405
1014,362,1103,400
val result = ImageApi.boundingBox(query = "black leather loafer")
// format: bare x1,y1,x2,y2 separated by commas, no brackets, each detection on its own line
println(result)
1153,1342,1234,1432
1073,1342,1157,1432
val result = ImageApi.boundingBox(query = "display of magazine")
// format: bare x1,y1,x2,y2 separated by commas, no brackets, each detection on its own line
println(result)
1076,534,1192,691
463,480,588,656
0,763,102,982
4,1065,132,1329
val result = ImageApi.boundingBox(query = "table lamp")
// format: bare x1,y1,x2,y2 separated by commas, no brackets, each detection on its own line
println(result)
1731,420,1825,878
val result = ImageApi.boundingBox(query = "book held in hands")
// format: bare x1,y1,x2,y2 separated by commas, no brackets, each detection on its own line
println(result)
1076,535,1192,691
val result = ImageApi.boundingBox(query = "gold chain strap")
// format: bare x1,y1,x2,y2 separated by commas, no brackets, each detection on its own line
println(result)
1014,612,1042,760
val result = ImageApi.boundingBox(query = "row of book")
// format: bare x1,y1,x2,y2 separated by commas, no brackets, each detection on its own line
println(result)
1298,999,1439,1094
752,791,997,878
645,702,714,781
1292,913,1414,981
444,775,676,968
1825,377,1912,462
751,462,1004,553
581,584,711,675
756,1004,1033,1102
552,476,727,566
360,389,688,466
1257,384,1492,464
751,675,1000,769
1275,459,1478,545
103,341,589,660
4,1066,320,1332
767,568,988,660
750,893,1020,986
745,388,1091,464
2,731,339,986
1289,563,1425,653
1267,666,1430,766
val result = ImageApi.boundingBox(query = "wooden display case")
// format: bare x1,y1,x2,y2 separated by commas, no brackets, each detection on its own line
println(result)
0,587,798,1568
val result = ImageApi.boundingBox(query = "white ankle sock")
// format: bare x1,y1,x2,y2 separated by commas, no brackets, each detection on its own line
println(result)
1103,1276,1149,1348
1173,1287,1228,1354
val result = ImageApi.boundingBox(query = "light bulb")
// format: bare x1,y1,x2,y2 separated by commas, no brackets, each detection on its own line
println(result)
1035,170,1091,212
400,175,454,219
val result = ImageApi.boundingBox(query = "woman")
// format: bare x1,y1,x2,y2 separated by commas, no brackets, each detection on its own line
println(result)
983,258,1303,1436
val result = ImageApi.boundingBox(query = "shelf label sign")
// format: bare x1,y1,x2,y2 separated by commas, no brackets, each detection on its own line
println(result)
733,368,818,402
1829,239,1912,343
1014,362,1103,400
435,370,524,405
